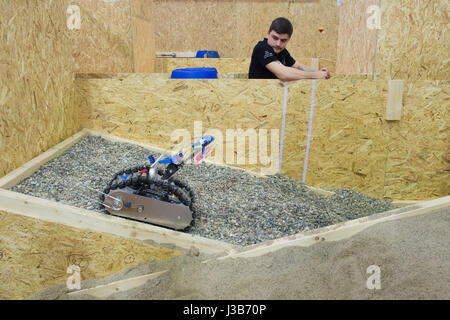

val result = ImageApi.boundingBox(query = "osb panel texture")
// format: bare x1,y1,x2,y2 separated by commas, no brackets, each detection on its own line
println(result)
382,81,449,199
0,210,181,300
70,0,134,73
131,0,155,72
0,0,79,178
153,0,339,61
336,0,380,74
318,59,336,74
284,79,449,200
77,75,448,200
375,0,449,80
76,75,285,172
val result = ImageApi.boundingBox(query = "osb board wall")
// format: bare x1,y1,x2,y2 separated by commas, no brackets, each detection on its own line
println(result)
336,0,380,75
69,0,134,73
284,79,449,200
152,0,339,61
76,75,449,200
382,81,449,199
0,210,181,300
285,80,389,197
375,0,449,80
131,0,155,72
156,58,334,74
76,75,285,170
318,59,336,74
0,0,79,178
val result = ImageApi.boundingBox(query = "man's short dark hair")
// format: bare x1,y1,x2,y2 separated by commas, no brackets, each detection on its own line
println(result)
269,17,293,37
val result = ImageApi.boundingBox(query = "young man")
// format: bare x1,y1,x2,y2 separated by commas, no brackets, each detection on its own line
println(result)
249,17,331,81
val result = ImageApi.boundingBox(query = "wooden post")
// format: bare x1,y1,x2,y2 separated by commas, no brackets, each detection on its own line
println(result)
311,58,320,70
386,80,405,120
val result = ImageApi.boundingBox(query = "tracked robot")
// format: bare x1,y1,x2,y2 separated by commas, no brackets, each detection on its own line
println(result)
101,135,215,230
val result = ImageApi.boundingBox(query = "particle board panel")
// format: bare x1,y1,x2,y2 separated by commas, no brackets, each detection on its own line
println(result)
76,76,285,173
153,0,339,61
285,0,339,61
279,81,313,177
132,17,155,73
318,58,337,74
131,0,154,19
375,0,449,80
336,0,380,75
69,0,134,73
75,75,449,200
0,210,181,300
283,79,449,200
383,80,449,200
385,80,404,120
131,0,155,73
234,0,254,58
0,0,79,179
283,79,388,198
153,0,236,57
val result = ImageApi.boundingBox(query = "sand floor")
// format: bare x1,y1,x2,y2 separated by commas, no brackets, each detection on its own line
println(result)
27,206,449,300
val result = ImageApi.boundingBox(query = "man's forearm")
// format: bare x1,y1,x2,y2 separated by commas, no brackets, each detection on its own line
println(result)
294,63,318,72
281,67,320,81
266,61,326,81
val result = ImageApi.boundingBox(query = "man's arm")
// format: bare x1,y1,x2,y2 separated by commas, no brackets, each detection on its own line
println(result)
292,61,331,78
266,61,328,81
292,62,318,72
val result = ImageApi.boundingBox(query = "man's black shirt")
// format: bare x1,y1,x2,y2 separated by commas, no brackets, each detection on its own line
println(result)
248,38,296,79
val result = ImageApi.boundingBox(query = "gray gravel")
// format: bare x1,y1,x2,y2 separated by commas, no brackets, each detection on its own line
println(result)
11,136,397,245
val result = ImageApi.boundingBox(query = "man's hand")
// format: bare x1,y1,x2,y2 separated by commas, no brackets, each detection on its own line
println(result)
266,62,331,81
314,70,328,79
320,67,331,79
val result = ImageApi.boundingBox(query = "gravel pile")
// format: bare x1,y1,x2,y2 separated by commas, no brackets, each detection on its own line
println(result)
11,136,397,245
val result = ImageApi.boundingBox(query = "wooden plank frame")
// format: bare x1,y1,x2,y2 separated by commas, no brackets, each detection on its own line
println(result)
67,270,168,298
0,129,447,257
386,79,405,120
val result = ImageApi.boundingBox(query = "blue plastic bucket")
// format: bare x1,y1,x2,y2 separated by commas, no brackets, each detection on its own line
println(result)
195,50,220,58
170,67,218,79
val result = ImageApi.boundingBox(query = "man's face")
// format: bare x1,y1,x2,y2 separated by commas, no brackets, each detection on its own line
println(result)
267,30,290,54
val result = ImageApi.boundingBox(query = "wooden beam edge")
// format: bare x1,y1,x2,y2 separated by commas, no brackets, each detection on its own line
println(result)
0,129,90,189
67,270,168,298
0,189,238,255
